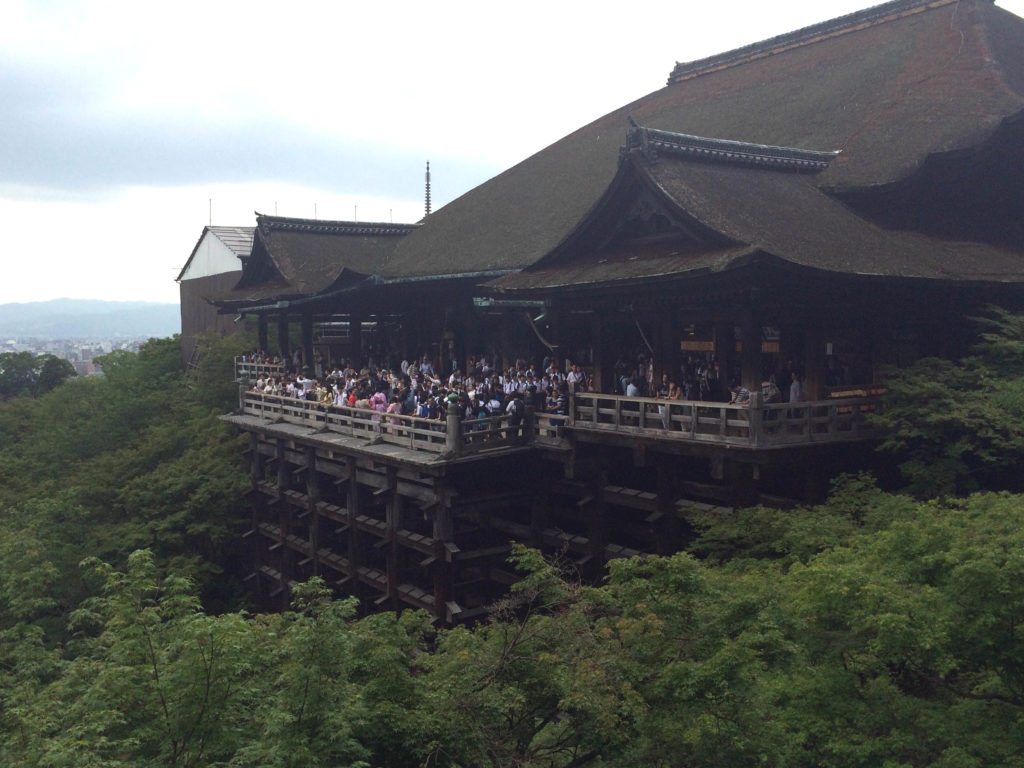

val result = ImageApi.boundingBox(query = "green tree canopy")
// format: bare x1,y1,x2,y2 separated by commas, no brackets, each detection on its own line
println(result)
873,307,1024,497
0,351,75,399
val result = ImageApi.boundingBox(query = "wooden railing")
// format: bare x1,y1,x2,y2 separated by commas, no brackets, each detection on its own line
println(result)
236,358,286,380
570,392,883,448
237,388,883,458
239,392,524,458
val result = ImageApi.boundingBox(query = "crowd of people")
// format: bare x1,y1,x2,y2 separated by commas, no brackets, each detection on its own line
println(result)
241,350,585,429
239,345,831,428
612,351,811,407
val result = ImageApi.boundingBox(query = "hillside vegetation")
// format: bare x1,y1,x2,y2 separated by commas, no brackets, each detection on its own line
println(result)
0,318,1022,768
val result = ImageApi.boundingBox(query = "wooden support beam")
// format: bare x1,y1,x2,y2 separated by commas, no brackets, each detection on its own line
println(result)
431,484,455,623
301,312,314,376
276,313,290,362
257,314,269,352
385,467,402,611
739,311,762,392
305,446,321,576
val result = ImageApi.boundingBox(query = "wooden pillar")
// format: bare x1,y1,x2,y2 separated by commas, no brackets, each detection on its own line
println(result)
659,314,677,386
385,468,402,611
249,433,264,484
591,312,606,393
345,458,363,609
399,315,412,367
655,458,680,555
804,326,825,400
349,316,362,365
726,459,759,508
739,312,762,391
456,297,473,374
301,313,314,376
585,471,608,581
305,447,320,577
277,313,290,363
548,305,563,370
257,314,269,352
713,322,734,394
249,433,265,601
275,439,290,609
498,310,513,373
432,491,454,623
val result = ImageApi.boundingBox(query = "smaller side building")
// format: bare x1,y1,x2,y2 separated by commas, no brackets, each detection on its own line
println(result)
177,226,255,367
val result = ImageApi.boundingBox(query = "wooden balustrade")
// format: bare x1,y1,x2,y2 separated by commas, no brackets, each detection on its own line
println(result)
239,387,884,459
240,391,524,458
570,391,883,447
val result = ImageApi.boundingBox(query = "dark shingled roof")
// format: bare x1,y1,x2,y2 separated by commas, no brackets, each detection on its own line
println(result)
210,214,417,307
489,148,1024,293
255,214,417,294
382,0,1024,281
211,0,1024,306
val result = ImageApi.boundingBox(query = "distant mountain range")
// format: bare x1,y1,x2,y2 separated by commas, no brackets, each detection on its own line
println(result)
0,299,180,340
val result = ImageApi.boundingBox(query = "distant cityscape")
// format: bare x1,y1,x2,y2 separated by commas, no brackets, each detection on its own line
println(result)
0,298,181,376
0,336,154,376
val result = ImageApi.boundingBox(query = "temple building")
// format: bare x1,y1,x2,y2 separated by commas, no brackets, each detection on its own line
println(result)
200,0,1024,620
177,225,255,367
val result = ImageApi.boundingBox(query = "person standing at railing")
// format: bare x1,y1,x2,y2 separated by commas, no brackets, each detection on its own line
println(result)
789,372,804,403
660,382,683,429
566,363,585,392
730,385,751,406
506,391,525,436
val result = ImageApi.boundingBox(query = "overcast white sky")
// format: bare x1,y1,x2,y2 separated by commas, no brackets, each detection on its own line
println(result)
3,0,1023,305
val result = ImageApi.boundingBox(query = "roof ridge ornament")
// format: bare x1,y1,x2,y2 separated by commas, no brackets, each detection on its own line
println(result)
623,121,841,172
256,214,419,236
667,0,965,84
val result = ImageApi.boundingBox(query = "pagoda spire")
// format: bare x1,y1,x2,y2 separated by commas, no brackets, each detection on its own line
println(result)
425,161,432,217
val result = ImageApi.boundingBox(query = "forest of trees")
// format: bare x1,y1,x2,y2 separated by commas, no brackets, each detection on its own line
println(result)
1,313,1023,767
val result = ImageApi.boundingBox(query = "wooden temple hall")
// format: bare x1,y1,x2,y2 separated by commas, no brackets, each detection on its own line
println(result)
196,0,1024,621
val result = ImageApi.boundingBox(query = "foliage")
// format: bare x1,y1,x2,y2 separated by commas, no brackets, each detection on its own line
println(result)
0,333,251,639
2,481,1024,766
3,314,1024,765
873,307,1024,496
0,351,75,399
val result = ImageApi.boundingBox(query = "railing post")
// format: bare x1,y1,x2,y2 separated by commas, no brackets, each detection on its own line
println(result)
568,392,576,427
445,406,463,458
524,404,536,445
749,391,763,447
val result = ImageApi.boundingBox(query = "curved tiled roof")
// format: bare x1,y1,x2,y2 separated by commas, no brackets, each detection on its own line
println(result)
213,0,1024,307
490,147,1024,292
382,0,1024,282
254,214,415,294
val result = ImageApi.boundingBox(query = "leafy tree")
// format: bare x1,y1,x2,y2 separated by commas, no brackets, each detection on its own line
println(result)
0,351,75,399
873,307,1024,496
8,551,261,767
0,333,250,636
